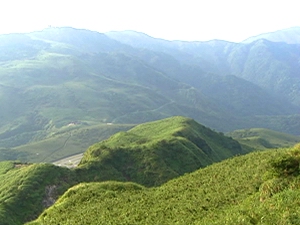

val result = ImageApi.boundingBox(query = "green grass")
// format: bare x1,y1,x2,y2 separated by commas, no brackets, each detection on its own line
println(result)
28,144,300,225
0,162,75,225
0,161,14,174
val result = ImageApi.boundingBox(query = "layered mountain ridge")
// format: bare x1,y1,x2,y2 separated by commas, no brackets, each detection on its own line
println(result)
243,26,300,44
0,26,300,224
0,26,300,163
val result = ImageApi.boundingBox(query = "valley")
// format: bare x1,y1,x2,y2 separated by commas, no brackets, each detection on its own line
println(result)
52,153,83,168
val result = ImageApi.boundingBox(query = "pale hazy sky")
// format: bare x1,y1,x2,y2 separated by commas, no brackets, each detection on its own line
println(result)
1,0,299,42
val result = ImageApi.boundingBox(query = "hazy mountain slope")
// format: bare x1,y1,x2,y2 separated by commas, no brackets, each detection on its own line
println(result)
28,144,300,224
187,74,298,117
106,30,236,74
1,27,300,163
244,114,300,136
0,33,50,61
29,27,132,53
77,116,244,187
106,30,175,51
228,39,300,106
108,30,300,108
243,27,300,44
0,28,236,161
106,31,300,127
227,128,300,150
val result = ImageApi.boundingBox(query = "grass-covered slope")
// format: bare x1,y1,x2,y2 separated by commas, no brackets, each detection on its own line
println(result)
77,116,244,186
0,161,74,225
227,128,300,150
28,144,300,225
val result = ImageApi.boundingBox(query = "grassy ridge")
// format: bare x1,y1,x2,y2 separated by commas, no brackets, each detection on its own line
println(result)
28,144,300,224
77,116,244,186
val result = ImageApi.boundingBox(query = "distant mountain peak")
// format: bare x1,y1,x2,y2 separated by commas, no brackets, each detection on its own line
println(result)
243,26,300,44
107,30,151,38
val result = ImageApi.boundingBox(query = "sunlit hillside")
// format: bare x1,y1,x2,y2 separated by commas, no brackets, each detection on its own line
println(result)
28,144,300,224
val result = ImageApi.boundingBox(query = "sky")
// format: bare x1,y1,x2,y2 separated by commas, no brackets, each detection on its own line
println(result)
0,0,299,42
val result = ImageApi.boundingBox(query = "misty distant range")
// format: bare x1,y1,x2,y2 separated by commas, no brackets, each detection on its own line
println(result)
0,26,300,163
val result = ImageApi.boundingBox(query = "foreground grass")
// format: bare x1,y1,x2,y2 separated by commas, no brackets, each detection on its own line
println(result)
0,162,74,225
28,144,300,224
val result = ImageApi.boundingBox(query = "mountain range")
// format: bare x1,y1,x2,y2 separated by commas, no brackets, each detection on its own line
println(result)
1,26,300,224
243,27,300,44
0,26,300,163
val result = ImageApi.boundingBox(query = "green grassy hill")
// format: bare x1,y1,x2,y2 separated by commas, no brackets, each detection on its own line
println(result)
76,116,245,186
0,116,245,224
28,144,300,225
